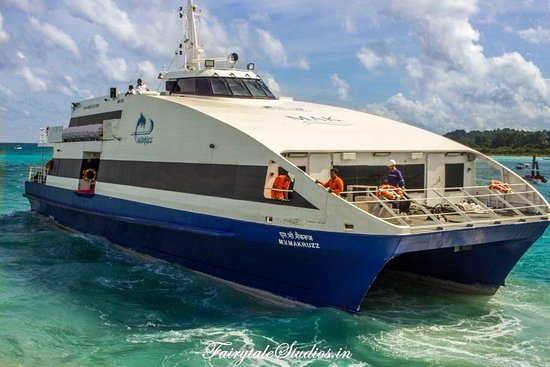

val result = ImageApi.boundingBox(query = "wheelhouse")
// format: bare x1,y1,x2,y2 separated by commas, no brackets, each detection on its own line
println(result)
165,76,276,99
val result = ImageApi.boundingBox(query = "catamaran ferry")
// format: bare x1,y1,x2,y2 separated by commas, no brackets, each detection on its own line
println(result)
25,1,550,312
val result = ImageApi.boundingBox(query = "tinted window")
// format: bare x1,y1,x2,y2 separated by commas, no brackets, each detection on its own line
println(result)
166,80,177,93
334,164,425,190
196,78,212,95
244,80,268,97
211,78,231,95
168,77,276,99
227,78,252,96
177,78,196,94
257,80,275,98
445,163,464,190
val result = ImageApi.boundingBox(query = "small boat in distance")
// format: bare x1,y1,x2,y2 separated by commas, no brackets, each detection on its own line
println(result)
14,145,22,150
516,162,530,169
524,156,547,184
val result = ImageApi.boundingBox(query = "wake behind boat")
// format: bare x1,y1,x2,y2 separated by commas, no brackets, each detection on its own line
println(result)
24,0,550,312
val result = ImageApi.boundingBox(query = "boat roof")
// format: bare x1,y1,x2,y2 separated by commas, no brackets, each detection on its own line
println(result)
163,68,261,80
164,95,475,154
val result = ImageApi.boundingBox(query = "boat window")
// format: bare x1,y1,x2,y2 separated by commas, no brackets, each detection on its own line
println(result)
196,78,212,95
226,78,252,97
211,78,232,96
243,80,268,97
177,78,196,94
257,79,275,98
445,163,464,191
334,164,425,190
264,163,293,201
166,77,276,99
165,80,178,93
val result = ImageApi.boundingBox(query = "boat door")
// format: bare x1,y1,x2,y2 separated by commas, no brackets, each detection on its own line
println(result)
426,153,445,205
78,152,101,191
308,153,332,182
308,153,332,223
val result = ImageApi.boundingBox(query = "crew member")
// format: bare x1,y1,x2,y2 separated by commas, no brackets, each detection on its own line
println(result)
271,173,291,201
387,159,405,188
45,159,53,171
136,78,149,94
315,168,344,195
125,84,136,95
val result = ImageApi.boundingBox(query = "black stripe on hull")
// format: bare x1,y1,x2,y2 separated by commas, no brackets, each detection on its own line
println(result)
49,159,318,209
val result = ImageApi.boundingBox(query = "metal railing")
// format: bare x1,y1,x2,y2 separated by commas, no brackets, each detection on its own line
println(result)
343,184,549,230
28,167,49,184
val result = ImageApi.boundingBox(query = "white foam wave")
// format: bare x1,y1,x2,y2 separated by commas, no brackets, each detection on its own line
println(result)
360,309,546,366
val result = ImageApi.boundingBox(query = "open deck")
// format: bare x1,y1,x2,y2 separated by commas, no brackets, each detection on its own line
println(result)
345,183,549,232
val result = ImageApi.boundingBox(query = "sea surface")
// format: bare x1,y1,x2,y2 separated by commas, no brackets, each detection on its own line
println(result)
0,143,549,367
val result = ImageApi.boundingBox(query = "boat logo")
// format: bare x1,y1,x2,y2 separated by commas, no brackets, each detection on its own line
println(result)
131,113,154,145
285,115,352,126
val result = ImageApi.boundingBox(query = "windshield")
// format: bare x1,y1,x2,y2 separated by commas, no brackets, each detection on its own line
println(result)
166,77,277,99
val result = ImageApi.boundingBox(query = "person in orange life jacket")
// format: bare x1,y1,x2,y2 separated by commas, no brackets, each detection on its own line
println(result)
315,168,344,195
271,173,291,200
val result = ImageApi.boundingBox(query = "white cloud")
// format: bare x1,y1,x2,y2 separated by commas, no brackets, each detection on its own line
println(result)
16,52,27,61
249,11,271,23
64,0,141,48
365,0,550,131
29,17,80,57
0,83,16,99
357,46,397,72
255,29,309,70
0,13,9,43
58,75,93,99
93,34,128,82
17,66,48,92
137,60,158,85
259,71,282,96
330,74,351,101
343,16,357,34
518,26,550,44
3,0,45,14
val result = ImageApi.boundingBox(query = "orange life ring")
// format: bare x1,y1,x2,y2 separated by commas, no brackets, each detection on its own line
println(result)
489,180,511,193
376,185,404,200
82,168,97,182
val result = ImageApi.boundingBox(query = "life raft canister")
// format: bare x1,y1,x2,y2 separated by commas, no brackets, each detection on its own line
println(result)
376,184,404,200
489,180,512,193
82,168,97,182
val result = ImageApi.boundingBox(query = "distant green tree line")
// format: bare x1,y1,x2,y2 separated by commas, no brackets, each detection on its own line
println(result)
444,129,550,155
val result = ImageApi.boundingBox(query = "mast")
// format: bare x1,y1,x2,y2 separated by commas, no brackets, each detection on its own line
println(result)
184,0,201,70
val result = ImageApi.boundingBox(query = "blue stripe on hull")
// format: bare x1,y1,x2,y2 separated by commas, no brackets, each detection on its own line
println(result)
24,182,549,312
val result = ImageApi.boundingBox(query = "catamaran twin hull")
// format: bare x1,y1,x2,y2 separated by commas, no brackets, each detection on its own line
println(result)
25,181,548,312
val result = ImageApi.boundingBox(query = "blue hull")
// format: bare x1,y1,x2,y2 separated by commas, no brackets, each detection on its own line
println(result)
24,182,549,311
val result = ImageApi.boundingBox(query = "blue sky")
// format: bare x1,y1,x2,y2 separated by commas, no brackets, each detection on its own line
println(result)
0,0,549,142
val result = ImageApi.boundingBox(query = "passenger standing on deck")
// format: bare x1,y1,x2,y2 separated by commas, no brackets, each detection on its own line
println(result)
315,168,344,195
125,85,136,95
136,78,149,94
387,159,405,188
271,173,291,200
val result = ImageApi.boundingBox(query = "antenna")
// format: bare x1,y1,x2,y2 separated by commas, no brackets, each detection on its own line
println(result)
184,0,201,70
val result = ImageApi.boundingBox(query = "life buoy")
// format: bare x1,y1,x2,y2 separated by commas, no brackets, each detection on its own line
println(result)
82,168,97,182
489,180,511,193
376,184,404,200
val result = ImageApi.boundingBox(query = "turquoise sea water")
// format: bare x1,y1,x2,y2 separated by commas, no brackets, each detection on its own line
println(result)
0,144,549,366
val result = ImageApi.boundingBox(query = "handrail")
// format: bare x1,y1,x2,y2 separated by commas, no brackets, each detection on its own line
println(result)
343,183,549,230
28,166,49,184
